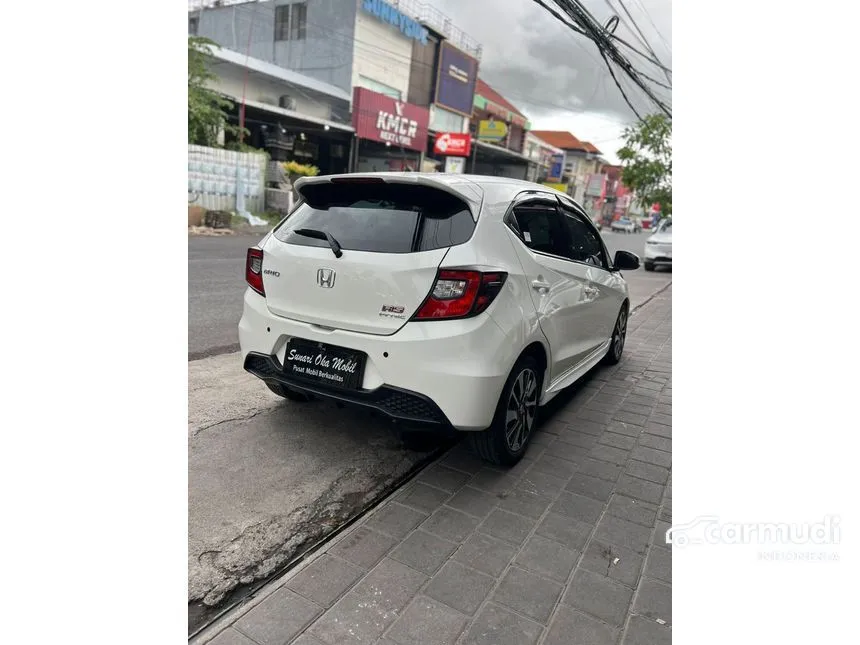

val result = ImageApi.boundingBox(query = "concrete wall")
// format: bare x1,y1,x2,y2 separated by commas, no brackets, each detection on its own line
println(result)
352,3,414,99
194,0,358,93
207,61,336,121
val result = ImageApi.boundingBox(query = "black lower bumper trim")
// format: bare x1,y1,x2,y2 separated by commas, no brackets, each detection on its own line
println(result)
244,352,451,427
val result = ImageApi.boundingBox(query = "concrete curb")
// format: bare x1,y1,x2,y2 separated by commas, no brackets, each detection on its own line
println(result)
631,280,672,317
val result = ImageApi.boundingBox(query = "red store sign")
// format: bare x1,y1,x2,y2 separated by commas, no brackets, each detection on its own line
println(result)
433,132,472,157
352,87,430,152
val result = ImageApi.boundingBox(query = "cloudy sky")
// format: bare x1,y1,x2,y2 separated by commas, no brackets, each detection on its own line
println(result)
431,0,672,163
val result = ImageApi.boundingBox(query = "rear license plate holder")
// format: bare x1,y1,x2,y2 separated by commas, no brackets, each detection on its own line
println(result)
284,338,366,390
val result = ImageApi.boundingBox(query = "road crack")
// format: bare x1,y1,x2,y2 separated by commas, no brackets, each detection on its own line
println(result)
191,409,271,436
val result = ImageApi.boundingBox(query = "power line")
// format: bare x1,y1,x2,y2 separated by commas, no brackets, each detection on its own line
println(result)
608,0,671,85
630,0,671,55
539,0,671,120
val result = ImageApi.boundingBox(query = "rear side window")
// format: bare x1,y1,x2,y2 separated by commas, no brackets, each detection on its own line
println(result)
274,183,474,253
511,202,567,256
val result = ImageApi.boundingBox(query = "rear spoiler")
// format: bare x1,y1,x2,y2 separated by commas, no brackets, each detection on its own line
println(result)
293,173,484,222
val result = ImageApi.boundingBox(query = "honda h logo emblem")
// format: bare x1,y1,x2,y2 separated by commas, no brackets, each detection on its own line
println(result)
316,268,336,288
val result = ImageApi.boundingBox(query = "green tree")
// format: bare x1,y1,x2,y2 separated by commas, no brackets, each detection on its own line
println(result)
617,114,672,216
188,36,245,146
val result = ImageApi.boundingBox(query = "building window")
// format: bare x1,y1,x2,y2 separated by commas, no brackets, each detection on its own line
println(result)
430,105,466,133
359,75,402,100
189,16,199,35
275,2,307,42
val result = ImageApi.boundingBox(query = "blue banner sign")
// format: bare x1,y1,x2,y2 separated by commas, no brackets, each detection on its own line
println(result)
362,0,429,45
549,154,564,181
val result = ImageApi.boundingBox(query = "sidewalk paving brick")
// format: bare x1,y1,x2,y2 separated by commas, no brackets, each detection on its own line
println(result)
195,286,672,645
424,561,496,615
233,588,322,645
385,596,468,645
462,603,543,645
492,566,563,624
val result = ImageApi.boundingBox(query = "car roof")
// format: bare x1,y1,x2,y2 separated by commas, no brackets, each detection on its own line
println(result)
293,172,573,220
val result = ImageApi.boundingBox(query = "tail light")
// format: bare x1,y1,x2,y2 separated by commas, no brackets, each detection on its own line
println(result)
413,270,508,320
246,248,265,296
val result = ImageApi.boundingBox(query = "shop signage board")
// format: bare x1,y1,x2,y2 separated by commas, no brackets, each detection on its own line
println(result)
585,173,606,197
542,182,567,193
433,132,472,157
434,41,479,117
361,0,429,45
444,157,466,174
477,119,508,141
353,87,430,152
548,153,564,181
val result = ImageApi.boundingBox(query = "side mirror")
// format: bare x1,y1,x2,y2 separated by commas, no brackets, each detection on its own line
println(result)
613,250,640,271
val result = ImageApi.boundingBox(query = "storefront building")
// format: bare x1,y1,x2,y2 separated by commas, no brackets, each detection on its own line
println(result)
201,45,355,175
525,133,565,184
190,0,483,175
352,87,430,172
466,79,532,179
529,130,605,202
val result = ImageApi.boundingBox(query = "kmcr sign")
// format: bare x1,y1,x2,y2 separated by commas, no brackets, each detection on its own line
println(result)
353,87,430,152
433,132,472,157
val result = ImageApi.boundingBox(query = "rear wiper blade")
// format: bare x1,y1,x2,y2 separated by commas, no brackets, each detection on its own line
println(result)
294,228,343,258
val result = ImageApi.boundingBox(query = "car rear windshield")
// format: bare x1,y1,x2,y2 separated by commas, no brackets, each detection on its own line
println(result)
274,182,475,254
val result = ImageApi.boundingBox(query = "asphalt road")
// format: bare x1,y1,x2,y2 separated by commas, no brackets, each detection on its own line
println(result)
187,229,670,359
189,233,267,360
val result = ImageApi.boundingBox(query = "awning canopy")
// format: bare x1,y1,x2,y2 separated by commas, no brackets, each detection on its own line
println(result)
228,96,355,134
474,140,531,164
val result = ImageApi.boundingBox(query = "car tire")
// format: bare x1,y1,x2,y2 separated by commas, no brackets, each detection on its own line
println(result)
468,356,542,467
266,382,315,402
602,304,629,366
644,262,655,271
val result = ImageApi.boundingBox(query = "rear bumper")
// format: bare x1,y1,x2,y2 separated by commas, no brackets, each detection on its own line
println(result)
244,352,452,427
239,289,516,430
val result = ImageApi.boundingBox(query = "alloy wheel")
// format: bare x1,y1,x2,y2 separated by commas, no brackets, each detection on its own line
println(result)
505,368,538,452
613,308,628,360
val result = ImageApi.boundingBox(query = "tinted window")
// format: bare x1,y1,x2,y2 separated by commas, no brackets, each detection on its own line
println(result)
560,206,608,268
274,183,474,254
511,202,566,256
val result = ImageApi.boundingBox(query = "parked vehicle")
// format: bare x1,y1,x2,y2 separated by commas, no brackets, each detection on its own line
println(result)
644,218,672,271
239,173,639,466
610,217,636,233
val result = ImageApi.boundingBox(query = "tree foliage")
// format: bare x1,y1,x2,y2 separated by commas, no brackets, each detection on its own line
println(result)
188,36,245,146
617,114,672,216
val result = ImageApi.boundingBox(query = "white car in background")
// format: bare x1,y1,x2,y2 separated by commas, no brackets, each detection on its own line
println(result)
239,173,640,466
610,217,637,233
644,219,672,271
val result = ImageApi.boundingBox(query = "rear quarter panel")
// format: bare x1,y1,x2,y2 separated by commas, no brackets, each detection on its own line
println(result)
442,207,551,391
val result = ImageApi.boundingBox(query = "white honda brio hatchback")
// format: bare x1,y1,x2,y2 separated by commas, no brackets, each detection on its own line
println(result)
239,173,640,466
